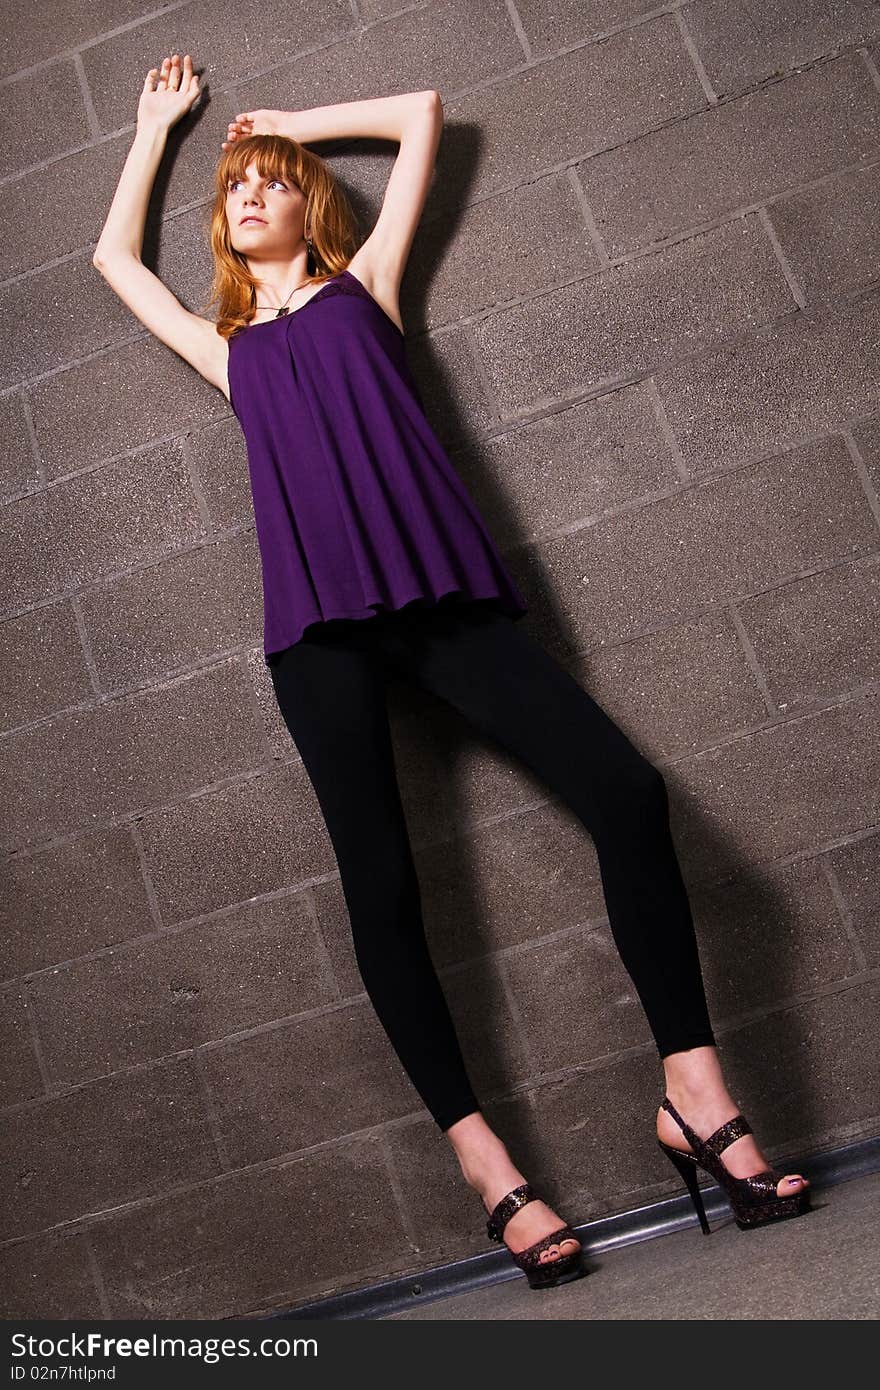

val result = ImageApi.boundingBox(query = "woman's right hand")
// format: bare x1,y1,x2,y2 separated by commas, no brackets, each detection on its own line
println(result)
137,54,201,133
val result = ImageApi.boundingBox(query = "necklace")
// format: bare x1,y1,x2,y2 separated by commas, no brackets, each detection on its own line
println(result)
255,275,314,319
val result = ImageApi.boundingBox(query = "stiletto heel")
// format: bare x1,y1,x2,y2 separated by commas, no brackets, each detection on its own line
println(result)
484,1183,587,1291
659,1140,712,1234
657,1095,812,1233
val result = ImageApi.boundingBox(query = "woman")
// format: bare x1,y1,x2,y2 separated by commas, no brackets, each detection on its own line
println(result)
92,54,812,1291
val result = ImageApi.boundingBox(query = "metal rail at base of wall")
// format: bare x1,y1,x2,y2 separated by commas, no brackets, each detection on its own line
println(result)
261,1135,880,1321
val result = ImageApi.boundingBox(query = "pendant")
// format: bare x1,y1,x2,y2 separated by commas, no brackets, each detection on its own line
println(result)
275,306,290,318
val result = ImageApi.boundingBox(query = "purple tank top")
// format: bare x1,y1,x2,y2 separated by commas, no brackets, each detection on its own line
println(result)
226,267,528,665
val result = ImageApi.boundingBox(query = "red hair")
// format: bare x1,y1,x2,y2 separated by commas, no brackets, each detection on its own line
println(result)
201,134,359,340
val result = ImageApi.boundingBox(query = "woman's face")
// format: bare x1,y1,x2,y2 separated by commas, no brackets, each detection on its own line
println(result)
225,161,306,258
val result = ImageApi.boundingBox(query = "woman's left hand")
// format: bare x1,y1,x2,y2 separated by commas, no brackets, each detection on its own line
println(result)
221,109,286,149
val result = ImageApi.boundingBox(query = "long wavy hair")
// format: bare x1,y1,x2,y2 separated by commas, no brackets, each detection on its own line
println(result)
202,134,360,340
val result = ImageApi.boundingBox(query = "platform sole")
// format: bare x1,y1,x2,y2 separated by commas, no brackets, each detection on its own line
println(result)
523,1256,588,1290
734,1192,812,1230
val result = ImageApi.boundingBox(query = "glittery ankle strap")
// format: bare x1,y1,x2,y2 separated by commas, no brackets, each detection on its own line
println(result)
703,1113,753,1155
662,1095,752,1157
486,1183,537,1242
661,1096,702,1150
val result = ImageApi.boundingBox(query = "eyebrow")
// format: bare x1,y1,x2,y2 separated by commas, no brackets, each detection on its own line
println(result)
228,174,286,184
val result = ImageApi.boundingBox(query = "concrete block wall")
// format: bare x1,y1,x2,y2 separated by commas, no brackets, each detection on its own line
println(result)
2,1,879,1318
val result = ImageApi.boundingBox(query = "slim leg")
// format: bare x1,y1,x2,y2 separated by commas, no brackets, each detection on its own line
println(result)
269,625,481,1131
389,605,716,1057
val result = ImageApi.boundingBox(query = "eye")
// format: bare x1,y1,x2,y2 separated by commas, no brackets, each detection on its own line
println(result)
228,178,286,191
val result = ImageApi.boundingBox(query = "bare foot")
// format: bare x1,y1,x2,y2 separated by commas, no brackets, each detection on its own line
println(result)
658,1091,810,1199
659,1047,810,1200
446,1116,580,1266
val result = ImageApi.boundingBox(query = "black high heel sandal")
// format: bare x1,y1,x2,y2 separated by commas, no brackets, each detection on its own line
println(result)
657,1094,812,1233
485,1183,587,1290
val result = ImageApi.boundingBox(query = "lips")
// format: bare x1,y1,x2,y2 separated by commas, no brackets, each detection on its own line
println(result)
240,217,266,225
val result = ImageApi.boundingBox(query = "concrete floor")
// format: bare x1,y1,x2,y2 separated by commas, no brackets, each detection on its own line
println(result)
386,1169,880,1320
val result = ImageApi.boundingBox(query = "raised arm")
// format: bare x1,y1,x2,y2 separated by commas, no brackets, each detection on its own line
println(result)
225,91,444,309
92,56,231,399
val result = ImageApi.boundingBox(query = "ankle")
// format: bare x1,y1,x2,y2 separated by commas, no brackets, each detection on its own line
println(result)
444,1115,513,1191
662,1047,733,1107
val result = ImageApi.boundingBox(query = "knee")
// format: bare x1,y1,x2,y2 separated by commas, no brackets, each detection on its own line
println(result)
341,850,421,932
634,757,668,803
596,756,669,832
610,749,666,799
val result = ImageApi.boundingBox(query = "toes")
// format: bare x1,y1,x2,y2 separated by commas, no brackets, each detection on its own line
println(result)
539,1238,580,1264
780,1174,809,1195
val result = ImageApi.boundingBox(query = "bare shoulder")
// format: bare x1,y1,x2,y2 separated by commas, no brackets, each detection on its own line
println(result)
344,251,405,336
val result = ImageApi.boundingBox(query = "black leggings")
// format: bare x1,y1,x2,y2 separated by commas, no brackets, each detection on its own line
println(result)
269,600,716,1133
